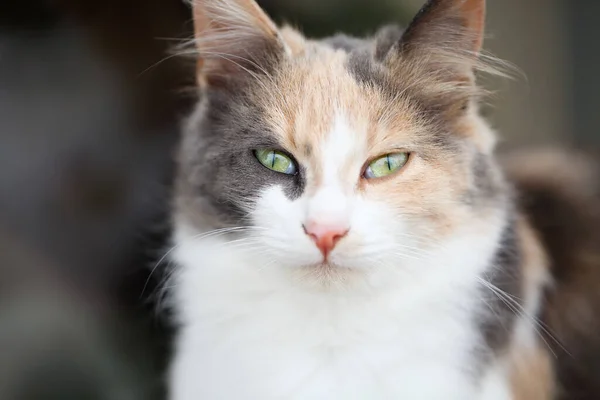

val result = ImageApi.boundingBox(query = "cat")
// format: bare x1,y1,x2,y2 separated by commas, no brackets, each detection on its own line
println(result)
166,0,600,398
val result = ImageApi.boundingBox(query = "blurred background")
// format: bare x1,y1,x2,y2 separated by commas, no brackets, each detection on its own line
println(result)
0,0,595,399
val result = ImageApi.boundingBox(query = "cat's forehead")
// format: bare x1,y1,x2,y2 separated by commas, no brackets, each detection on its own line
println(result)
257,42,424,176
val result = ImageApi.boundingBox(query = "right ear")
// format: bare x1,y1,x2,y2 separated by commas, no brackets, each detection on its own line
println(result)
191,0,286,88
384,0,487,88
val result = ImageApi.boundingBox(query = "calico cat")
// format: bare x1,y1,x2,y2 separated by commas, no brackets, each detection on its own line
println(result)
167,0,600,398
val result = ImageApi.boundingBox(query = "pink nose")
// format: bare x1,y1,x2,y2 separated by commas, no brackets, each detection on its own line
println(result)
303,222,349,259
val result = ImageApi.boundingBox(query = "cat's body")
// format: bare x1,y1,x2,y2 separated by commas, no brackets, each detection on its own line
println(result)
167,0,599,399
505,149,600,399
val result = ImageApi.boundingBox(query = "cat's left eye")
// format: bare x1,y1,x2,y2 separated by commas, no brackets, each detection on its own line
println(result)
364,152,409,179
254,149,297,175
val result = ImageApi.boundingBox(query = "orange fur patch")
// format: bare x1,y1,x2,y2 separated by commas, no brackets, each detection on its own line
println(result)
239,33,497,238
506,218,553,399
509,343,555,400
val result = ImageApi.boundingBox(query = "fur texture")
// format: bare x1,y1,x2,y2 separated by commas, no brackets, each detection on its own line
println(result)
167,0,599,399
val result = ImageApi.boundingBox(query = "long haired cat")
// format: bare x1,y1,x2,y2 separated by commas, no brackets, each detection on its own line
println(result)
167,0,600,398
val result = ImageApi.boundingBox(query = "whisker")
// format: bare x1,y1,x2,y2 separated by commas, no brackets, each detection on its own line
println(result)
141,226,264,298
477,277,570,358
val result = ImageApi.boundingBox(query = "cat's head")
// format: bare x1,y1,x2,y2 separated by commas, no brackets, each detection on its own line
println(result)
175,0,509,287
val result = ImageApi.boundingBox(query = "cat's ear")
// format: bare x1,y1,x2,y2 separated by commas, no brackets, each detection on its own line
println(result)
386,0,486,85
191,0,286,88
401,0,484,55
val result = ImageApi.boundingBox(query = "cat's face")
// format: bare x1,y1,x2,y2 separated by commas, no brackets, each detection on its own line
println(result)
175,0,507,285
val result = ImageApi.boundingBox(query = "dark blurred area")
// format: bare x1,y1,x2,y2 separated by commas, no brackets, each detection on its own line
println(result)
0,0,596,399
0,1,193,399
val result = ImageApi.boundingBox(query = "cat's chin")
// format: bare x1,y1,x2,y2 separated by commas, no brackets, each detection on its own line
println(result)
288,261,368,290
301,261,336,269
299,260,355,271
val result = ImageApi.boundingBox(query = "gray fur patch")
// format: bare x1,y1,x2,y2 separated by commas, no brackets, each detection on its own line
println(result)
465,152,505,206
473,153,495,195
322,33,368,52
176,87,305,228
477,219,523,356
373,25,404,61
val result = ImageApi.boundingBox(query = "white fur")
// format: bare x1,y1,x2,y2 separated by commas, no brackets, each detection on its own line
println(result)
305,115,358,228
168,114,514,399
479,362,513,400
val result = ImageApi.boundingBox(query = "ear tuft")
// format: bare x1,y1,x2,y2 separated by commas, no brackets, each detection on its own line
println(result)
191,0,286,88
373,25,404,61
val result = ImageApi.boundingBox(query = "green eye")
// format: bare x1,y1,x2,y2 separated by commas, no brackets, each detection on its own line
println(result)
254,149,297,175
364,152,409,179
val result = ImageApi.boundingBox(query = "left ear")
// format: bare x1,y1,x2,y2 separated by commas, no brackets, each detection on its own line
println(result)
191,0,286,88
387,0,486,86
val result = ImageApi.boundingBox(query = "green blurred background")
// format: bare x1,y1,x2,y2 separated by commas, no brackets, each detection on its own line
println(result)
0,0,596,399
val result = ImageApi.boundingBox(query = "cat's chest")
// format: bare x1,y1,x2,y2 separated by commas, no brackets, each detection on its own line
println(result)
169,236,502,399
173,285,485,400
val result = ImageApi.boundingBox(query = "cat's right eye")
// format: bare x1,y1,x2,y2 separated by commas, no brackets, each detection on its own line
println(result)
254,149,298,175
